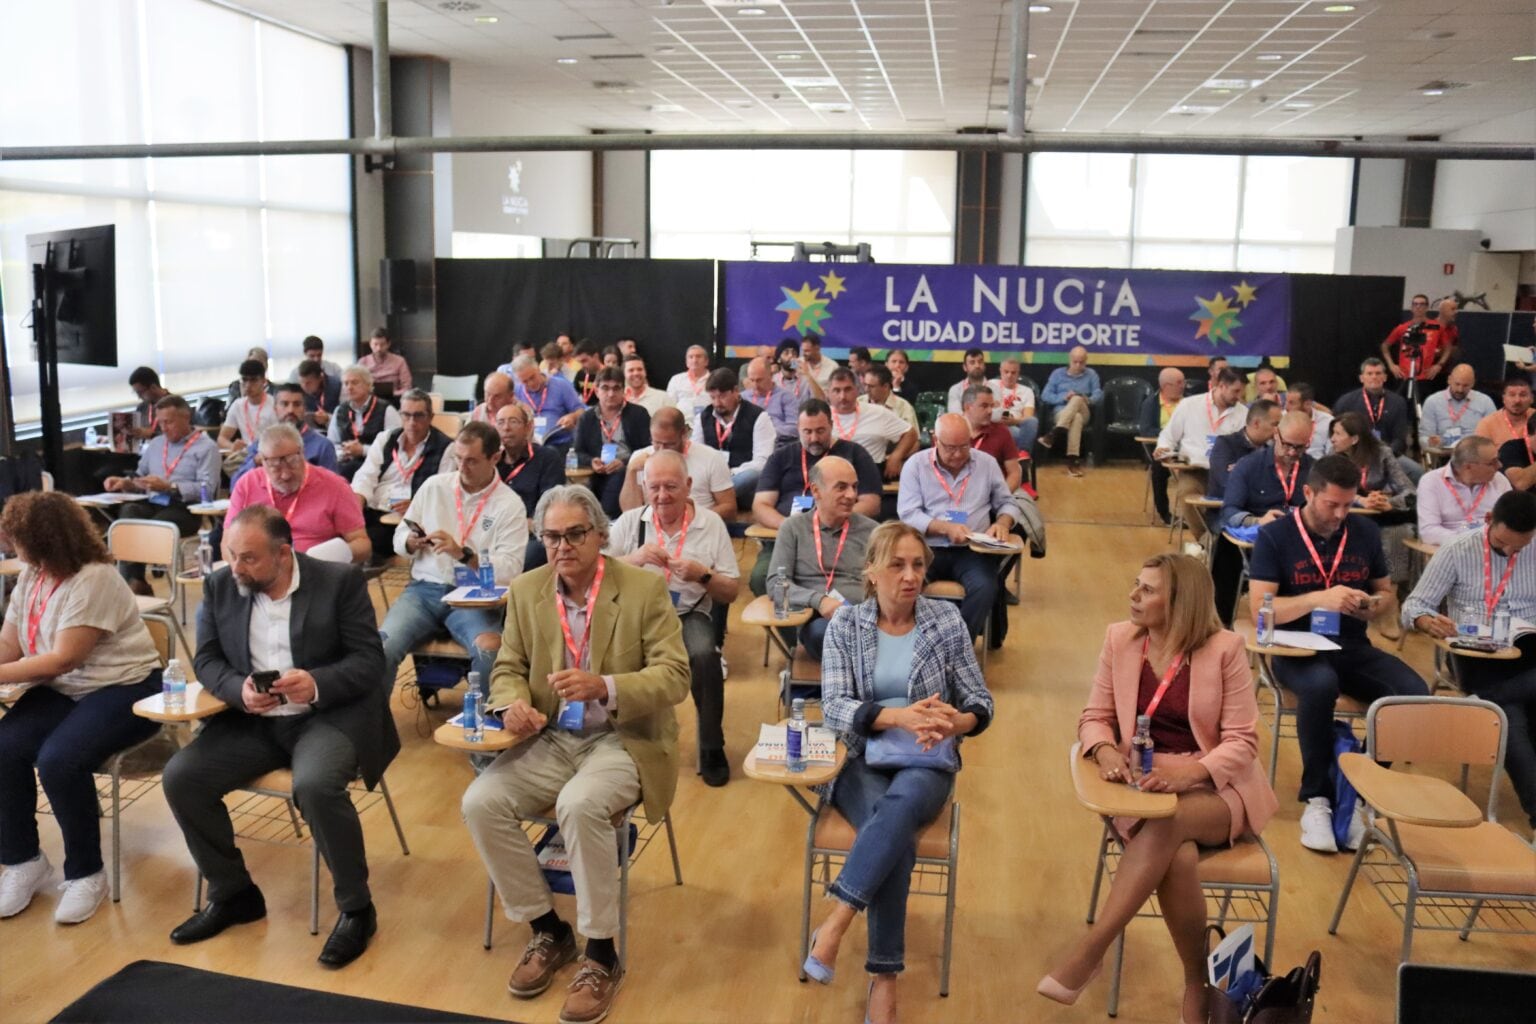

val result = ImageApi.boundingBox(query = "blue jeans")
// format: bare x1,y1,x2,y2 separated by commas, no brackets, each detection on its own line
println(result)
731,465,761,511
1272,639,1427,802
1009,416,1039,453
828,754,954,974
800,614,833,661
927,547,998,640
379,579,503,693
0,675,161,878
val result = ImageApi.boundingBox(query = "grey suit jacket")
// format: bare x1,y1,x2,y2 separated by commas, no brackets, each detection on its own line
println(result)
193,553,397,788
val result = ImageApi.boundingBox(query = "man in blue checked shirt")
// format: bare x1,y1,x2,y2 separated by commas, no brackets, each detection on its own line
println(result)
896,414,1021,640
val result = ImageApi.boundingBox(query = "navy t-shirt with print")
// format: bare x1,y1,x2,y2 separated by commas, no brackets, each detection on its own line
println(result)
1249,511,1388,643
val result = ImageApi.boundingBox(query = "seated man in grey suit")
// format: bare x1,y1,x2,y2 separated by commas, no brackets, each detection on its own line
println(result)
162,505,396,969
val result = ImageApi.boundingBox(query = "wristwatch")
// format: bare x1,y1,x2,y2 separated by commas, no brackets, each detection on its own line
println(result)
699,571,713,586
459,545,475,564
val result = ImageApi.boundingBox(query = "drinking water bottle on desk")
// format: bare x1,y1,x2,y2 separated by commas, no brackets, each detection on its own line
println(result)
199,480,210,506
463,671,484,743
769,569,792,620
162,659,187,714
1493,606,1512,647
1256,593,1275,646
1130,714,1153,788
786,697,807,773
565,449,579,472
197,528,215,578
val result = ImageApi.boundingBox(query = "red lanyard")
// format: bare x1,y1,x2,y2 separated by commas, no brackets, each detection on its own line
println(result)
625,387,645,403
688,373,707,397
1359,465,1369,491
714,412,734,446
522,385,548,414
1139,636,1186,721
146,406,159,433
1275,459,1300,503
799,446,815,496
812,511,850,592
1483,529,1519,617
263,465,309,522
600,412,623,443
1205,395,1224,432
25,575,64,656
970,430,987,450
1443,474,1489,526
750,387,775,406
556,557,606,669
1294,509,1348,589
502,443,533,484
931,451,971,509
242,395,267,442
1445,398,1470,424
834,409,859,442
454,482,497,545
657,510,691,582
581,376,597,402
162,435,197,477
349,397,377,440
392,440,424,485
1362,389,1384,426
1505,411,1529,442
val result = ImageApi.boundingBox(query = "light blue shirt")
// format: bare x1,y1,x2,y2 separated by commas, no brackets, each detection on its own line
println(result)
1041,366,1103,407
873,629,916,707
135,431,221,503
897,448,1022,546
1418,389,1494,447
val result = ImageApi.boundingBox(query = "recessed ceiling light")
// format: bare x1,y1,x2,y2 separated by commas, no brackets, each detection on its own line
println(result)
1204,77,1259,89
776,53,802,61
556,57,579,65
1027,52,1037,59
1169,104,1220,115
735,6,768,14
1421,89,1445,96
1028,4,1052,12
1514,54,1536,62
1256,53,1284,61
473,15,497,24
655,45,677,55
1322,4,1356,12
1283,101,1314,109
648,103,685,113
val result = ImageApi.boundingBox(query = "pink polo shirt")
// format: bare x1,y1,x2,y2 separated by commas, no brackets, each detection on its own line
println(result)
226,464,366,553
358,351,413,391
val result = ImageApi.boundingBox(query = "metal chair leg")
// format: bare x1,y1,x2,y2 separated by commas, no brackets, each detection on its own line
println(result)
799,810,818,982
664,813,683,885
1458,899,1483,941
1107,929,1126,1017
1086,821,1112,923
310,843,320,936
617,820,631,965
110,765,123,902
484,878,496,949
940,803,959,997
1327,837,1373,935
380,776,410,855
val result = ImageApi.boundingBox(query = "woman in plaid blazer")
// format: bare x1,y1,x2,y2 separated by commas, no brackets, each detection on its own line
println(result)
802,522,994,1024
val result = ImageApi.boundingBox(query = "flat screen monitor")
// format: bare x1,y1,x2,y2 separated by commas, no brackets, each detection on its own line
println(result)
26,224,117,367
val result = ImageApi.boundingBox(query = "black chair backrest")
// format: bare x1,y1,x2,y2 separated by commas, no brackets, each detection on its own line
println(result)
1397,963,1536,1024
1103,376,1153,428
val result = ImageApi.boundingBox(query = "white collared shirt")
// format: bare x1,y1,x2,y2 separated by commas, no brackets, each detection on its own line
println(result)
1156,393,1248,468
605,503,739,616
395,471,528,586
249,557,311,717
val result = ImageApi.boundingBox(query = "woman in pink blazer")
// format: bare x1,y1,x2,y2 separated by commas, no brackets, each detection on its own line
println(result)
1039,553,1278,1024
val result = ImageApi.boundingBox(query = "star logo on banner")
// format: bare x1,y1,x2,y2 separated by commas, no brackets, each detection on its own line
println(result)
775,282,832,335
1233,280,1258,308
819,269,847,298
1190,290,1243,346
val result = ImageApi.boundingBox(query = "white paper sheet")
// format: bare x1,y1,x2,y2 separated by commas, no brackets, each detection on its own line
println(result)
1267,629,1342,651
306,537,354,564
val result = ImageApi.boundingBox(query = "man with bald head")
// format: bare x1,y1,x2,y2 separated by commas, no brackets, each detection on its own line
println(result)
1138,367,1186,524
617,406,735,518
606,449,740,786
494,401,565,519
767,455,877,661
1040,345,1102,477
898,413,1021,640
1416,435,1509,545
1419,363,1492,451
470,371,514,425
742,355,801,441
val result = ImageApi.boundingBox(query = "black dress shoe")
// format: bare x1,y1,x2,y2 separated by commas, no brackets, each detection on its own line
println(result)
170,885,266,944
700,748,730,788
318,903,377,968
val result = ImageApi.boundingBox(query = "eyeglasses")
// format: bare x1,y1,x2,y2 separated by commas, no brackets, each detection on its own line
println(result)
1276,439,1309,453
262,453,305,469
540,526,593,549
399,410,429,420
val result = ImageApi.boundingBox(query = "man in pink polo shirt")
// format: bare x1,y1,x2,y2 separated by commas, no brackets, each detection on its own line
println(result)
358,327,413,393
226,424,370,563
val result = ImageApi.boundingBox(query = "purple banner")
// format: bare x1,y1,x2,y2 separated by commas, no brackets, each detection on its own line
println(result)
722,262,1291,359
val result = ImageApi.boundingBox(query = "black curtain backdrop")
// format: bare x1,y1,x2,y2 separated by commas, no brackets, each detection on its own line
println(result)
434,258,715,378
1285,272,1404,406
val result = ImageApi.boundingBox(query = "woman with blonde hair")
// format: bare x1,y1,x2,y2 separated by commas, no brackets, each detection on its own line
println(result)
803,521,994,1024
1039,553,1277,1023
0,492,163,925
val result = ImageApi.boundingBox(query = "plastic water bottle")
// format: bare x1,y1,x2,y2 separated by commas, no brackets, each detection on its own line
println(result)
199,481,210,505
83,426,99,448
162,659,187,713
197,528,215,578
1257,593,1275,646
463,671,484,743
565,448,579,472
769,569,792,620
787,698,806,773
1131,714,1154,787
1493,607,1512,647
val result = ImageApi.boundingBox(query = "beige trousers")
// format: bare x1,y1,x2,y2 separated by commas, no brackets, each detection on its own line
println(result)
1171,469,1211,541
1055,394,1092,457
461,729,641,939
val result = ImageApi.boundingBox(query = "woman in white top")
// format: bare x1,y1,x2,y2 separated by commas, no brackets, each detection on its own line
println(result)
0,492,162,924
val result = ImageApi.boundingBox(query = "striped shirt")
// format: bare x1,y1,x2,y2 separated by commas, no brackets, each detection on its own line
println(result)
1401,525,1536,627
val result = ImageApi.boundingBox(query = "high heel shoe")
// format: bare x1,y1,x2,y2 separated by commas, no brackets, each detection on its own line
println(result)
802,927,835,985
865,976,896,1024
1035,963,1101,1006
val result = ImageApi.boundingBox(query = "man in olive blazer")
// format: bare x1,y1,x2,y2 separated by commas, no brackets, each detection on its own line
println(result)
461,485,688,1018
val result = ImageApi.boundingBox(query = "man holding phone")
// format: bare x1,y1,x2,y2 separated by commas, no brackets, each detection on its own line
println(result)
1247,454,1427,854
161,506,395,967
377,421,527,698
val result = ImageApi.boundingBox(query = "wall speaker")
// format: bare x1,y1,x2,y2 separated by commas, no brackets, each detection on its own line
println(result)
380,258,417,316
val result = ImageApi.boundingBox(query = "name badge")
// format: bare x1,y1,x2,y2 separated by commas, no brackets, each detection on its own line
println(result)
1309,609,1341,636
941,509,968,525
1205,434,1218,459
388,481,412,504
1443,427,1463,442
1370,429,1383,441
668,589,681,608
826,589,846,606
601,443,618,464
454,566,479,587
791,495,815,514
556,700,586,731
148,491,173,507
532,415,549,442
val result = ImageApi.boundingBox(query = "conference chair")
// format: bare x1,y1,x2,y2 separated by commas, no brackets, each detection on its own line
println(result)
740,595,821,717
1245,628,1367,783
429,373,478,412
482,804,683,965
107,518,193,660
799,799,961,996
431,412,463,439
1098,376,1154,464
192,770,409,936
1327,697,1536,963
923,580,995,669
1071,744,1281,1018
1221,529,1256,622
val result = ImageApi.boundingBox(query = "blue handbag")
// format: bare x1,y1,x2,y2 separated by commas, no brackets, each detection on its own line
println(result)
864,728,960,772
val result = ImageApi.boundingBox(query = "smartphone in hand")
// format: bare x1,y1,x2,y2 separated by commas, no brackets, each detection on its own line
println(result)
403,518,427,538
251,669,287,705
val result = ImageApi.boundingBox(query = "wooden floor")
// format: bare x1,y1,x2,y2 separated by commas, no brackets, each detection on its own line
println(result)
6,463,1534,1024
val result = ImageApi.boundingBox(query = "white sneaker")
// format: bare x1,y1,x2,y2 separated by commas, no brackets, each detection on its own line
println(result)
1299,798,1338,853
0,853,53,918
719,654,729,681
54,871,109,924
1344,803,1368,851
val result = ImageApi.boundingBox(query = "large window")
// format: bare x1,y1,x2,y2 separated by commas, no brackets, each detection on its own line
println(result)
0,0,353,428
1025,153,1351,273
650,150,955,264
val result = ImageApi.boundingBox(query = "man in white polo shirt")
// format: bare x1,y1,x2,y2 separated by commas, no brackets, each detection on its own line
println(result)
618,406,736,519
665,345,713,415
1154,366,1247,544
827,368,917,481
